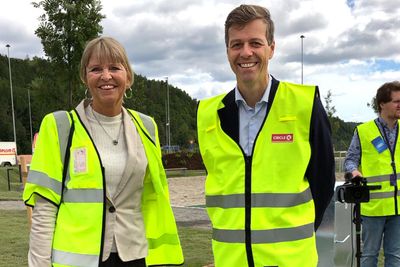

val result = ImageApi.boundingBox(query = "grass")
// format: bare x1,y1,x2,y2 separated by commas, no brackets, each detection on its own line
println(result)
0,210,29,267
0,209,213,267
0,167,23,200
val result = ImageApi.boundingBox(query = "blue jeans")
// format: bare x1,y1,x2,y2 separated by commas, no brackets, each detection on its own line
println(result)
361,215,400,267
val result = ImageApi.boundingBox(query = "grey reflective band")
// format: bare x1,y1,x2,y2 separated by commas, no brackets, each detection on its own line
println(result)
137,111,156,142
366,174,400,183
370,191,400,199
213,223,314,244
53,111,71,163
52,249,98,267
27,170,62,195
63,188,103,203
206,188,312,208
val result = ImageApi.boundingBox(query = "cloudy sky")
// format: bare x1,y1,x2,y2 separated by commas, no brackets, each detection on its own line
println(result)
1,0,400,122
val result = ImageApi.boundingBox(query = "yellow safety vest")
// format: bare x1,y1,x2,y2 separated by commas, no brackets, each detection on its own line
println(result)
198,82,318,267
23,108,184,267
357,120,400,216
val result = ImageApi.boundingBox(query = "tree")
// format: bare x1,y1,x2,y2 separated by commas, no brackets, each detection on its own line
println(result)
367,96,379,114
32,0,105,108
324,89,336,118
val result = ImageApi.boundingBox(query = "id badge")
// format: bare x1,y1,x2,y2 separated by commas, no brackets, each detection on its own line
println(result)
73,147,88,174
371,136,388,153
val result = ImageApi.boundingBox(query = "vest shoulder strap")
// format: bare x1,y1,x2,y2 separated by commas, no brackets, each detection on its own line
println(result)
127,109,157,144
52,110,74,198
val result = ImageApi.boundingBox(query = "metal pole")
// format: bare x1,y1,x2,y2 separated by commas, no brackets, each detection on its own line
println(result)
28,89,33,152
166,77,171,152
300,35,305,84
6,44,17,156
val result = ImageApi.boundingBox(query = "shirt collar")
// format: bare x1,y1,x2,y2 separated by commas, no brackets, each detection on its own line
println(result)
377,116,398,129
235,74,271,108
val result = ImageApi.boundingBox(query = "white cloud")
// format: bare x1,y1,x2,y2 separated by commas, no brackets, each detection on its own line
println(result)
1,0,400,122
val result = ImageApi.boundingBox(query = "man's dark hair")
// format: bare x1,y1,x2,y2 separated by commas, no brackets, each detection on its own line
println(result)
224,4,274,47
375,81,400,113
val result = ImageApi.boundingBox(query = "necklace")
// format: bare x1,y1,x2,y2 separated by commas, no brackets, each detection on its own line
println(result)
91,107,123,146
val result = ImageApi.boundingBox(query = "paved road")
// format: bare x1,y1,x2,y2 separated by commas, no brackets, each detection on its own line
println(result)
0,200,25,210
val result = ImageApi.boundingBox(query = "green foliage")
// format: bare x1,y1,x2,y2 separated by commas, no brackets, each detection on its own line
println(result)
324,90,336,118
322,89,358,151
32,0,105,107
330,116,359,151
367,96,379,114
0,56,198,154
124,75,198,147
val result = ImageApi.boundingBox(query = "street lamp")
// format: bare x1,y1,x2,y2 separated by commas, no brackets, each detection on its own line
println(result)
28,89,33,152
165,76,171,153
6,44,17,155
300,35,305,84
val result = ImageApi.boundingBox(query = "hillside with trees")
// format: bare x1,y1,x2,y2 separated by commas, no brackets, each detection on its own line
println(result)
0,55,198,154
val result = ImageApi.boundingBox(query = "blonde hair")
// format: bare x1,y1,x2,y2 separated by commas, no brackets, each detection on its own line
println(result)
80,36,134,87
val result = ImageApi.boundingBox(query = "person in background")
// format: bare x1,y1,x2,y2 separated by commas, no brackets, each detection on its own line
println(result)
197,4,335,267
23,36,184,267
344,81,400,267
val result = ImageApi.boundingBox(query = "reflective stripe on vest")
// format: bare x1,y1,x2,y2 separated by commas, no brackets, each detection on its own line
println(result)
213,222,314,244
370,191,400,199
26,111,70,195
367,174,396,183
62,189,103,203
27,170,62,195
206,188,312,208
52,249,98,267
137,111,156,143
53,111,71,162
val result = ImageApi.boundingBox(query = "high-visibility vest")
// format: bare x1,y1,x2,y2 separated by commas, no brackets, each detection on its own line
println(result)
23,108,184,267
198,82,318,267
357,120,400,216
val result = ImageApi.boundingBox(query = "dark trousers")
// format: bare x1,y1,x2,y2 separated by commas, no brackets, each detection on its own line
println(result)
100,253,146,267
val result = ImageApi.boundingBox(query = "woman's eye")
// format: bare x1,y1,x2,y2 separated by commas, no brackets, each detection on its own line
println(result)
90,67,102,73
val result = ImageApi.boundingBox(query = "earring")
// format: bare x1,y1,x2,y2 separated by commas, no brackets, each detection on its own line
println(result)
85,89,92,100
124,87,133,99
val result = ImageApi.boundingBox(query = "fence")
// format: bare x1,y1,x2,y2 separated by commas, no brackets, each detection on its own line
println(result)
335,151,347,174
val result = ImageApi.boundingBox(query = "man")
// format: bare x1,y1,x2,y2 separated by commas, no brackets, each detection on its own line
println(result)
197,4,335,267
344,81,400,267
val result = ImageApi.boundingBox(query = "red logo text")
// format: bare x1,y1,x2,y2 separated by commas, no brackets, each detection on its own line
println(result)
271,134,294,143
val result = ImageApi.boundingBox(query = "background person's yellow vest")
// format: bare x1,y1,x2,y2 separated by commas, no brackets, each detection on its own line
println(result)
198,82,318,267
24,109,183,267
357,120,400,216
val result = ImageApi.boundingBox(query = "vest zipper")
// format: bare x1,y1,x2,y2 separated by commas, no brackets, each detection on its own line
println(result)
244,155,255,267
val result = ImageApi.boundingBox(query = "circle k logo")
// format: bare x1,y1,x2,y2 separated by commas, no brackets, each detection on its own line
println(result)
271,133,294,143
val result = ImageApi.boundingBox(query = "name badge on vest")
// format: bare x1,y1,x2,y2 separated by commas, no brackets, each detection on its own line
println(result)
73,147,88,174
371,136,388,153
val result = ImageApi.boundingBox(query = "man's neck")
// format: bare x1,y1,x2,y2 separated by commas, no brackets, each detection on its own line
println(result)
380,115,398,129
237,77,269,108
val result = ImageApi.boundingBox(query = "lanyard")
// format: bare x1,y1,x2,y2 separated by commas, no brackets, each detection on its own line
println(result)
376,119,399,183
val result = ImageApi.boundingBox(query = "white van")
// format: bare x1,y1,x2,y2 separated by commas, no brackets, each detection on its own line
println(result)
0,142,17,166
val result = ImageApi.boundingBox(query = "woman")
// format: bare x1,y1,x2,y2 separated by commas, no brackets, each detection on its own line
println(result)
23,36,184,267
